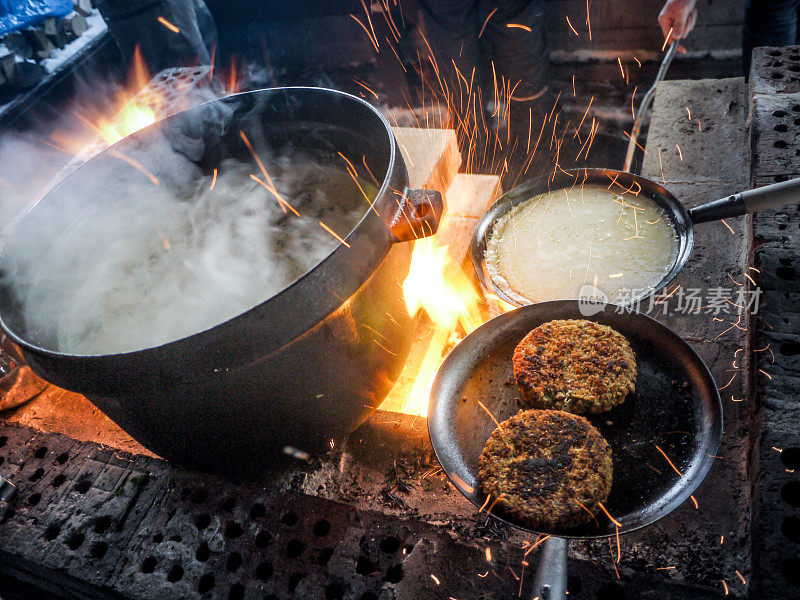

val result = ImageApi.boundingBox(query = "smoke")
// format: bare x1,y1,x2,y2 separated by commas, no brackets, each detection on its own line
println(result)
1,97,375,355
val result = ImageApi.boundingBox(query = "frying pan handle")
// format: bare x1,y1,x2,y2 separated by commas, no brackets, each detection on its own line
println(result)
388,188,445,242
689,176,800,224
532,536,568,600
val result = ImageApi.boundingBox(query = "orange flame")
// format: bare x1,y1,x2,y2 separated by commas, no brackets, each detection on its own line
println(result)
398,237,485,416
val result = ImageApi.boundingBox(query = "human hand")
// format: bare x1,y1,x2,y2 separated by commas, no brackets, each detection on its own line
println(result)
657,0,698,53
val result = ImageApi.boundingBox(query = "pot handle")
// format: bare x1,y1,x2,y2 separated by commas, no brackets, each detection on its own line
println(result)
689,176,800,224
531,536,568,600
388,188,445,242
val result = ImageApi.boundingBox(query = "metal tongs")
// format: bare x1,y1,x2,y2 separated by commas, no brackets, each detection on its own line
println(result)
622,42,678,173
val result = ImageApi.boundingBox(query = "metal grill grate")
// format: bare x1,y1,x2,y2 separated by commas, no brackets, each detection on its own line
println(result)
750,44,800,599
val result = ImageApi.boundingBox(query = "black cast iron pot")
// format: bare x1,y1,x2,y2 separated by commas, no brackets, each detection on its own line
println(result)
0,87,444,475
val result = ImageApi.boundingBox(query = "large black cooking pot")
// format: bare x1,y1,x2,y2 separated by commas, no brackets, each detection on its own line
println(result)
0,87,443,475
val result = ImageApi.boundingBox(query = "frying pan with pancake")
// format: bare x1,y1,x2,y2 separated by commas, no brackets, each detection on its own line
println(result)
427,301,722,600
471,167,800,307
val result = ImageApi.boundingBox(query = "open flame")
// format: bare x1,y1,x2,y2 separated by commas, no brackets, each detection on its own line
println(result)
93,47,157,145
398,236,485,416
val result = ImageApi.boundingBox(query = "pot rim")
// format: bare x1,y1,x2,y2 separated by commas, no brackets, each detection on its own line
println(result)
0,86,403,360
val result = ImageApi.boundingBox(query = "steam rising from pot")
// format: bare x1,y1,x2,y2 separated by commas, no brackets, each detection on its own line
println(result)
1,97,377,355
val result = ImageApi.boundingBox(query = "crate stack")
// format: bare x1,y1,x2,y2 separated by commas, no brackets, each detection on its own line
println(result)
0,0,96,93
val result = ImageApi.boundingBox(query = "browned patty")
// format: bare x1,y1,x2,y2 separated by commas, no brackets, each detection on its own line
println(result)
513,319,636,414
477,409,613,529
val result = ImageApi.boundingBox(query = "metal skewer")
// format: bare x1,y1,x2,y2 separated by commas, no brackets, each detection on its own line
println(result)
623,42,678,173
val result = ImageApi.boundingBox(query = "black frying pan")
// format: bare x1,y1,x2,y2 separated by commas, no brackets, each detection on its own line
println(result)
428,300,722,599
471,168,800,306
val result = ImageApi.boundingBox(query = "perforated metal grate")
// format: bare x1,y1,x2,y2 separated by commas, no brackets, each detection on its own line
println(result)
749,45,800,599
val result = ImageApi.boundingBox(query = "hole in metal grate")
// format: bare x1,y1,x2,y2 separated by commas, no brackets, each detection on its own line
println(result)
281,511,299,526
52,473,66,488
198,573,215,593
226,552,242,572
153,533,164,543
195,513,211,530
94,515,112,534
385,563,403,583
141,556,158,574
286,539,305,559
44,523,60,541
0,436,7,447
29,468,44,482
89,541,108,559
782,481,800,507
250,503,266,519
784,517,800,543
256,561,273,581
773,71,785,79
196,542,211,562
774,140,789,149
359,594,378,600
255,530,272,548
774,109,788,117
783,558,800,585
56,452,69,465
221,497,236,512
224,521,244,539
28,493,41,506
781,343,800,356
74,479,91,494
313,519,331,537
65,532,85,551
229,583,245,600
775,123,789,132
191,488,209,503
167,564,184,583
34,446,47,459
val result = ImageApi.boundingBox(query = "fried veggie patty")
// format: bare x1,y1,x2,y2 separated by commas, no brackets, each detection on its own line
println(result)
477,409,613,529
513,319,636,414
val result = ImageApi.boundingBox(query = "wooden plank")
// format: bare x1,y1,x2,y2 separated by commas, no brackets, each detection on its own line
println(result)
392,127,460,193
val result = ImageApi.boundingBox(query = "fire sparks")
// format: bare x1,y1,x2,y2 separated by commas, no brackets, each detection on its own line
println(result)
157,16,180,33
506,23,532,32
566,15,579,36
318,221,351,248
655,444,683,477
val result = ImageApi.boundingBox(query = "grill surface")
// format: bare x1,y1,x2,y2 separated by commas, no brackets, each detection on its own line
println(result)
750,45,800,599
